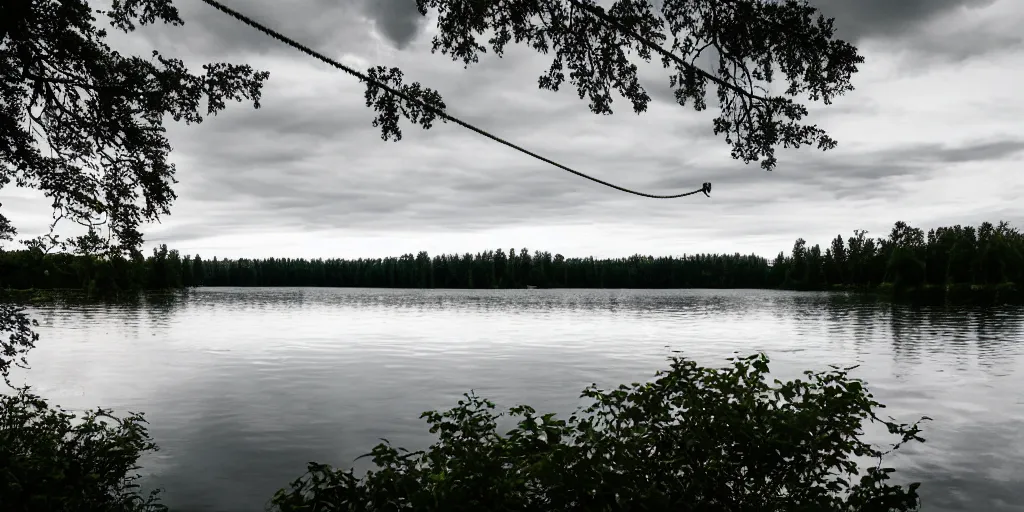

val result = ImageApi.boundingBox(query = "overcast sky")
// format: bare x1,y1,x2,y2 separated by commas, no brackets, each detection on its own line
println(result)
5,0,1024,259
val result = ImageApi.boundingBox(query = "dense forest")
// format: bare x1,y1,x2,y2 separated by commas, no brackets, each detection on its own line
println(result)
1,221,1021,293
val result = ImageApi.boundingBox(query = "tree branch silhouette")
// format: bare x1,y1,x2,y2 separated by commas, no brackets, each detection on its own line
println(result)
198,0,712,199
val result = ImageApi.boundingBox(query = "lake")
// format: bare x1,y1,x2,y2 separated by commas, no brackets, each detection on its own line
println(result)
10,287,1024,511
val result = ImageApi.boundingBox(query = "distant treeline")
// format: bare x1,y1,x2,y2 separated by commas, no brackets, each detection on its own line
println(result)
1,221,1022,293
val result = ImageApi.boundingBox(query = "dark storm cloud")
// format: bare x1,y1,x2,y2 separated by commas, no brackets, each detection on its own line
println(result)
106,0,373,57
906,30,1023,66
356,0,1000,52
806,0,1024,62
656,0,1016,64
644,0,999,43
98,0,427,60
808,0,998,41
361,0,425,49
928,140,1024,163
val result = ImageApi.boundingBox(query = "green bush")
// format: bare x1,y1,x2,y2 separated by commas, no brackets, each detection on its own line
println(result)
1,300,164,511
0,388,166,512
271,354,928,512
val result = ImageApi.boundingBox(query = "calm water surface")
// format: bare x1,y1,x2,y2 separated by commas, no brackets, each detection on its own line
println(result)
12,288,1024,511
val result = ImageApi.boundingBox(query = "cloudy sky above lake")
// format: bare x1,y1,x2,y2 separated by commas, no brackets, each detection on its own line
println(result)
7,0,1024,259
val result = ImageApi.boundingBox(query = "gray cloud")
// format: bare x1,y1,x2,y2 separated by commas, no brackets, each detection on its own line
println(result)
927,140,1024,163
121,0,373,57
361,0,424,49
147,39,714,240
650,138,1024,203
906,29,1023,65
654,0,1017,64
99,0,1020,74
806,0,1024,62
359,0,1006,58
145,26,1023,249
107,0,426,59
337,0,1000,52
808,0,998,41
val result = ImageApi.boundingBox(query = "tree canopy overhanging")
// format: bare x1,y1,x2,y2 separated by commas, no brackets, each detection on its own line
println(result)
2,0,268,256
403,0,863,169
3,0,862,258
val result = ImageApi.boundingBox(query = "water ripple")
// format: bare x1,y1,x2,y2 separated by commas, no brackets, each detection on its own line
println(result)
10,287,1024,512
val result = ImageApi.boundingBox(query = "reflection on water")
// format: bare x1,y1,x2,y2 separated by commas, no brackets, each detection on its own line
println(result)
11,288,1024,512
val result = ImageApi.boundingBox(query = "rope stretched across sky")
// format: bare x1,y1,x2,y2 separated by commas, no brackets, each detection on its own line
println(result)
196,0,712,199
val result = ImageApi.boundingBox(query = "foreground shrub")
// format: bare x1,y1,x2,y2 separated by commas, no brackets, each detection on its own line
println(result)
271,353,929,512
0,389,165,512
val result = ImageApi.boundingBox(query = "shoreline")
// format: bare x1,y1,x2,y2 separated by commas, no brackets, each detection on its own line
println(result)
5,283,1020,303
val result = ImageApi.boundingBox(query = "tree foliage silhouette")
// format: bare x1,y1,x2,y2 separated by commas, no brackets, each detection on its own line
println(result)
3,0,863,258
2,0,268,255
2,1,265,509
5,220,1020,295
270,354,928,512
360,0,863,171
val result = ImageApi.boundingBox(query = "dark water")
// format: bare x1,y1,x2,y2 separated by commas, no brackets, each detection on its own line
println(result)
11,288,1024,511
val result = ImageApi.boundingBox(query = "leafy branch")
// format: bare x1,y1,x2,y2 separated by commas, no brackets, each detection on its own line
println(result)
2,0,269,256
362,0,863,171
